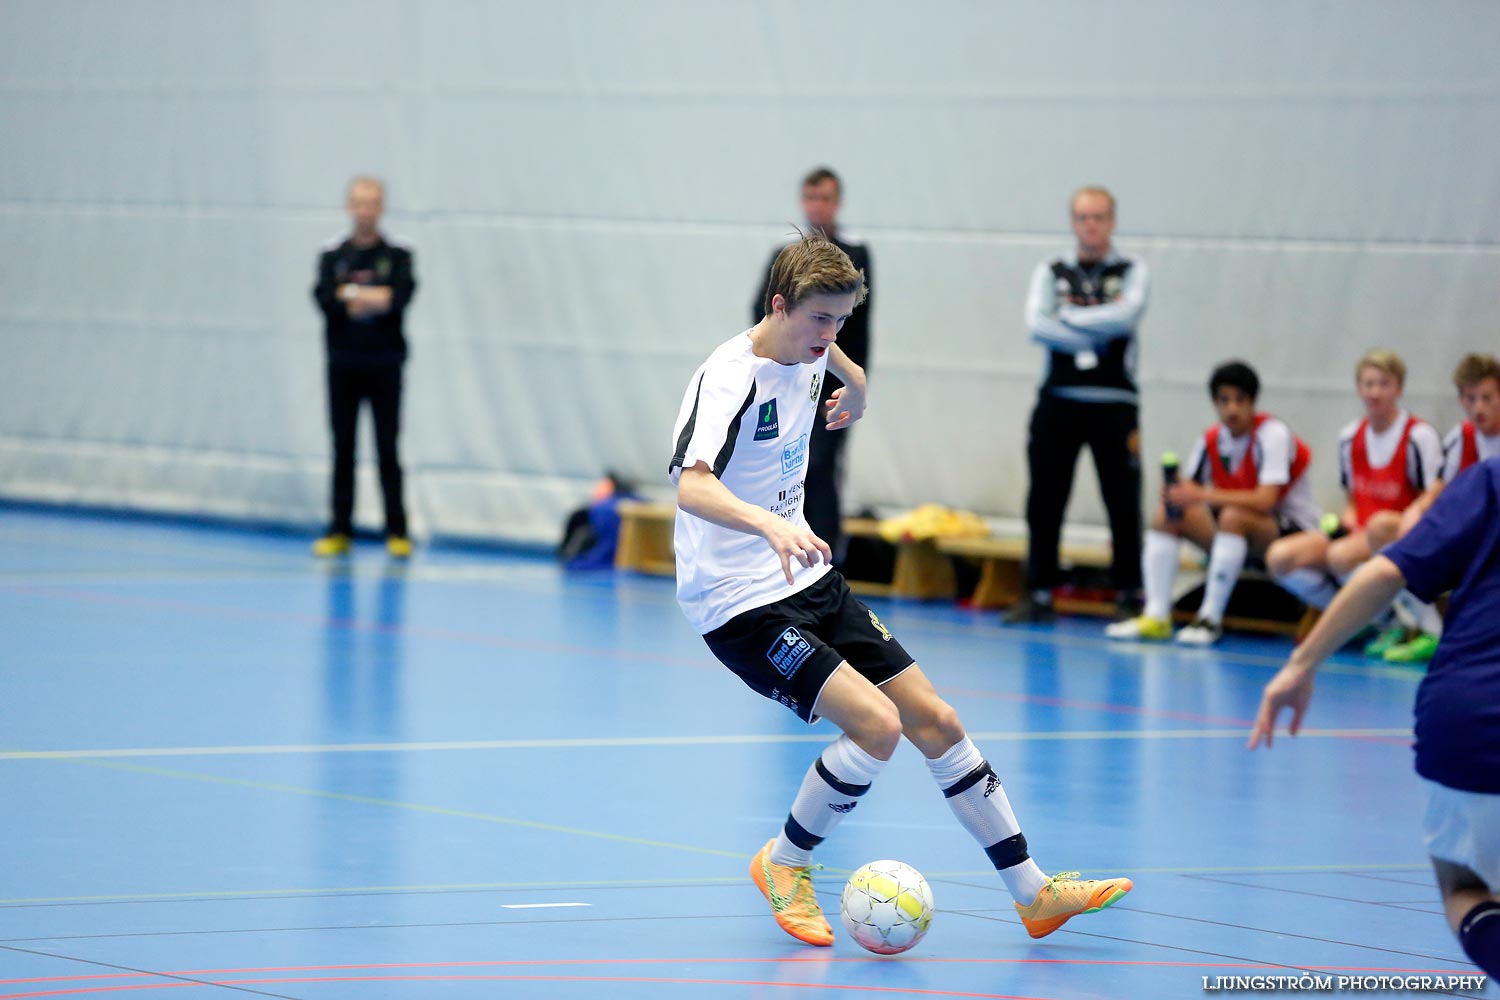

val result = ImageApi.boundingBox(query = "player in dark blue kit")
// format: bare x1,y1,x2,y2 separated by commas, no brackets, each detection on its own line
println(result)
1251,457,1500,977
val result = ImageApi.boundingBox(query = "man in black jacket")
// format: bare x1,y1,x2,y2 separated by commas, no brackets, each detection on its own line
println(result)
752,168,872,563
311,176,418,558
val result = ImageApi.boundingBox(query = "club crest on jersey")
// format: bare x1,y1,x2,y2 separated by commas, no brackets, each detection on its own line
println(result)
754,399,780,441
809,372,821,403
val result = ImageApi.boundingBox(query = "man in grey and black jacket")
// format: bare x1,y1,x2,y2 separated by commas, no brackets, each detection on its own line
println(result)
1007,186,1149,623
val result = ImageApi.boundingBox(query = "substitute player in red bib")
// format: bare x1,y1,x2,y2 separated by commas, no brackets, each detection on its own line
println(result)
1376,354,1500,662
1408,354,1500,526
1266,350,1442,656
670,235,1131,947
1108,361,1318,646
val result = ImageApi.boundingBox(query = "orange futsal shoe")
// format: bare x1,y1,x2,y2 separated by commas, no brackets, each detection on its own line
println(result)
1014,871,1133,939
750,839,835,947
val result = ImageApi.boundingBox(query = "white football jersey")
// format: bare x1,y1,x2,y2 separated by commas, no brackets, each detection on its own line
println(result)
669,332,831,634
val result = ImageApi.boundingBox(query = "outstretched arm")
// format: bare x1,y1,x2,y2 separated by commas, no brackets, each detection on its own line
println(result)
1248,555,1406,749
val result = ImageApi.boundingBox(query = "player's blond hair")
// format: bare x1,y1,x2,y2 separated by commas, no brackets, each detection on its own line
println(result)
1071,185,1116,215
347,175,384,198
1452,353,1500,391
1355,349,1406,387
762,234,868,316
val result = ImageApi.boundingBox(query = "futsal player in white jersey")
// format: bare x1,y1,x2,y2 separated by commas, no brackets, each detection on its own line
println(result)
669,235,1132,947
1107,361,1319,646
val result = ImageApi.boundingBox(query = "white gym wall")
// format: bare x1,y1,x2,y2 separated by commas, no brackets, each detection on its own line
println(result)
2,0,1497,542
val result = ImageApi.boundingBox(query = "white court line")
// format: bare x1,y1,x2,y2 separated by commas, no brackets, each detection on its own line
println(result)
499,902,592,910
0,728,1410,761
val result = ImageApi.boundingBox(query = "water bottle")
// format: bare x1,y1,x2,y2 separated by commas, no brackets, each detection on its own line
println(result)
1162,451,1182,522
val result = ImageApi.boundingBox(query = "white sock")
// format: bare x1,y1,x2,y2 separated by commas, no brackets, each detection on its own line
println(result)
1142,530,1180,621
1419,601,1443,636
1392,591,1441,636
1197,532,1248,626
771,734,888,867
1277,566,1338,610
926,737,1048,903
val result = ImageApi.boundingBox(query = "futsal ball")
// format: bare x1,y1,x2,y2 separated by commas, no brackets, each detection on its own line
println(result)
839,860,935,955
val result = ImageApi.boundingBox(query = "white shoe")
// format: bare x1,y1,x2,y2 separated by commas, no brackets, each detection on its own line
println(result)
1175,618,1223,646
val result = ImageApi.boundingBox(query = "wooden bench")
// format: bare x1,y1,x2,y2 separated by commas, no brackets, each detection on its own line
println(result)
935,534,1303,635
614,503,954,601
842,518,955,601
619,502,1306,635
935,536,1116,613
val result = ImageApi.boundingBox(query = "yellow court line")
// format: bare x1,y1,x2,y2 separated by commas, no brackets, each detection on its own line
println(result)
62,756,749,862
0,877,748,906
0,558,1425,682
0,728,1411,762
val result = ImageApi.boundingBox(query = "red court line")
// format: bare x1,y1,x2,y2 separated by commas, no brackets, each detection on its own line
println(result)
3,956,1481,987
0,974,1053,999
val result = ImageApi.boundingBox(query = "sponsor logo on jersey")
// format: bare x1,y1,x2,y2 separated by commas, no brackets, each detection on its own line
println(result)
867,610,893,642
770,481,804,520
767,627,814,678
770,688,799,712
782,435,807,478
754,399,780,441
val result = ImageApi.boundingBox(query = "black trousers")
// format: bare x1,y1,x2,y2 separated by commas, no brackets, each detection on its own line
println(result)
327,364,407,538
804,384,851,558
1023,393,1142,592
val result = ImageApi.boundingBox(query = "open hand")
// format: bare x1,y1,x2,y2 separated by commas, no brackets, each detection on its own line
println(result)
762,518,833,585
1248,663,1317,749
824,385,865,430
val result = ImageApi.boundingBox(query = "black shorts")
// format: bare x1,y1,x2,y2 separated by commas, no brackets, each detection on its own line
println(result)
702,572,917,724
1207,506,1307,539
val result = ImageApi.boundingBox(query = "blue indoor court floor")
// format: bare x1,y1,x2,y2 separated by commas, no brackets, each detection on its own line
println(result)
0,507,1490,999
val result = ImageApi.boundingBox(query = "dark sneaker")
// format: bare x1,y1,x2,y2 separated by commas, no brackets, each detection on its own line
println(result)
1113,592,1145,621
1004,595,1056,625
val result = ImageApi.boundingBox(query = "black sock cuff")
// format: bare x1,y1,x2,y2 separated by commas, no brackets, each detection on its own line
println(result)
985,832,1030,870
815,758,871,798
943,760,996,799
1461,899,1500,936
783,815,825,852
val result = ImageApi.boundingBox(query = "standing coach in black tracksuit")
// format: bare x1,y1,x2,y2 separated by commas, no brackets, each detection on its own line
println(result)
311,176,418,558
1006,186,1150,623
752,167,872,562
